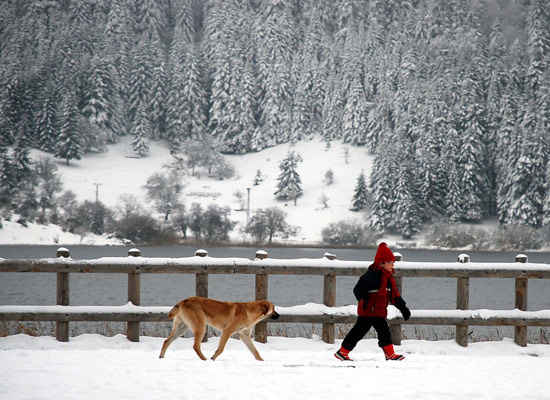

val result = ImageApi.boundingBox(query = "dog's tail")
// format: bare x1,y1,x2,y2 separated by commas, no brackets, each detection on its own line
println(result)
168,304,179,319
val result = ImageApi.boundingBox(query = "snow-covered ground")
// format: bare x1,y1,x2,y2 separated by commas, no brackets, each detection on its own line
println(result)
1,333,549,400
1,136,380,245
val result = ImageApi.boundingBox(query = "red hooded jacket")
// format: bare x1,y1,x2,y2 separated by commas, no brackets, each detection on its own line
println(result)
354,263,400,318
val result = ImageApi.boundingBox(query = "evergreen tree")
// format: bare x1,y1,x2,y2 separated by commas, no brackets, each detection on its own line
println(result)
505,106,547,228
149,62,167,139
456,77,487,222
393,161,422,239
369,135,399,231
274,150,303,206
82,56,119,146
341,73,369,145
0,146,16,207
171,0,195,44
351,170,368,211
133,0,163,40
180,45,207,142
131,103,151,157
33,78,58,152
55,93,83,165
128,38,154,125
12,134,33,183
255,1,296,148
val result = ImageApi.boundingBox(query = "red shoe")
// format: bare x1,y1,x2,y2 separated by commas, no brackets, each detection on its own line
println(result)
334,347,352,361
382,344,405,361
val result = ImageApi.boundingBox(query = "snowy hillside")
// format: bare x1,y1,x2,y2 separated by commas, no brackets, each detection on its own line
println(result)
0,137,376,245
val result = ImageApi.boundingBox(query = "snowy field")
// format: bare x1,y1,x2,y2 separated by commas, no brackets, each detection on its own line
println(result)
1,136,377,245
1,333,549,400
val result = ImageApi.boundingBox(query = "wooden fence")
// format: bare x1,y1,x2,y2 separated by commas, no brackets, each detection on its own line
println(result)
1,247,550,348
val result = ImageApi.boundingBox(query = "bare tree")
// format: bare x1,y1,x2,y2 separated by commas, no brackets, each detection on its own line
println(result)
143,171,183,220
248,207,288,243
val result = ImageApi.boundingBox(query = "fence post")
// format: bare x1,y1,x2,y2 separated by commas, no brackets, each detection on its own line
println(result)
255,250,269,343
322,252,337,344
456,254,470,347
127,248,141,342
391,252,403,345
195,249,209,342
515,254,528,347
56,247,70,342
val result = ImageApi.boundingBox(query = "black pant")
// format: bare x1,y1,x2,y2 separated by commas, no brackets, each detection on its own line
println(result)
341,316,392,351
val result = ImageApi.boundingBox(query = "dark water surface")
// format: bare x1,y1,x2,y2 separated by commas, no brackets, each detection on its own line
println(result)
1,245,549,341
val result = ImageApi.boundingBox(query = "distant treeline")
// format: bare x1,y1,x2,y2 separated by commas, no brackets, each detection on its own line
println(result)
0,0,549,235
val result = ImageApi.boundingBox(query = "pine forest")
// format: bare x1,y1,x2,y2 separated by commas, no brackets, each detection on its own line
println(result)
0,0,549,237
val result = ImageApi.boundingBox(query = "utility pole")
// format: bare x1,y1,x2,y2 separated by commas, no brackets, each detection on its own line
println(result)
246,187,251,228
94,183,102,203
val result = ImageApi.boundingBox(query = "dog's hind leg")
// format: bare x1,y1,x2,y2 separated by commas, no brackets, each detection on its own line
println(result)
239,329,264,361
211,330,232,361
159,319,188,358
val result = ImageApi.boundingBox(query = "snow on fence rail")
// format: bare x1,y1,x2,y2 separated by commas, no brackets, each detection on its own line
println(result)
1,248,550,348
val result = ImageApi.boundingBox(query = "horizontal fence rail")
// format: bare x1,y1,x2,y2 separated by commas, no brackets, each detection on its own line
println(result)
2,305,550,325
1,248,549,347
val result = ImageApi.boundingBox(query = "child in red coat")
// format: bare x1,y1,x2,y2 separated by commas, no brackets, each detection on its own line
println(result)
334,242,411,361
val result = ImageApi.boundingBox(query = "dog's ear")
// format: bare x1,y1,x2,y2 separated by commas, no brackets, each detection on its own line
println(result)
261,302,270,315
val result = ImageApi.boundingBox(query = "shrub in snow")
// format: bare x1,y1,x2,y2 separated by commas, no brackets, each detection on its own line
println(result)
424,222,491,250
321,220,379,246
115,213,161,243
492,225,544,251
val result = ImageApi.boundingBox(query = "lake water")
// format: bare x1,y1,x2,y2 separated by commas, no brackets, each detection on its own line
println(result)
1,245,549,341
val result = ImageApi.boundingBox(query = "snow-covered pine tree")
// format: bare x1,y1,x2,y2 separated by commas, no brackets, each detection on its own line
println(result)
0,145,15,207
82,56,118,147
132,0,162,40
104,0,132,140
505,106,547,228
496,92,522,226
369,135,399,232
253,169,263,186
290,8,327,142
171,0,195,44
131,103,151,157
416,98,448,220
340,32,369,146
128,38,154,126
149,62,166,139
543,162,550,228
33,79,58,152
456,83,486,222
393,161,422,239
341,73,369,146
179,45,207,142
55,93,83,165
351,171,368,211
255,2,296,148
274,150,303,206
166,38,187,153
12,133,32,183
525,0,549,97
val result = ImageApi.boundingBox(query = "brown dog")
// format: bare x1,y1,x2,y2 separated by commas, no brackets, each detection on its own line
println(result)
159,296,280,361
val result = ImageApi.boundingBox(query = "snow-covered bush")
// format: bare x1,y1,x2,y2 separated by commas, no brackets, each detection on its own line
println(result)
492,225,544,251
424,223,491,250
321,220,379,246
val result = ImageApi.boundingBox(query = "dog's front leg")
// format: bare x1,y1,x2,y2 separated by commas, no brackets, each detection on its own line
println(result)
211,330,232,361
191,324,208,360
239,329,264,361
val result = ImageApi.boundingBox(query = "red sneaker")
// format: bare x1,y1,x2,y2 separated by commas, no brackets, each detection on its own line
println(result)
334,349,352,361
382,344,405,361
